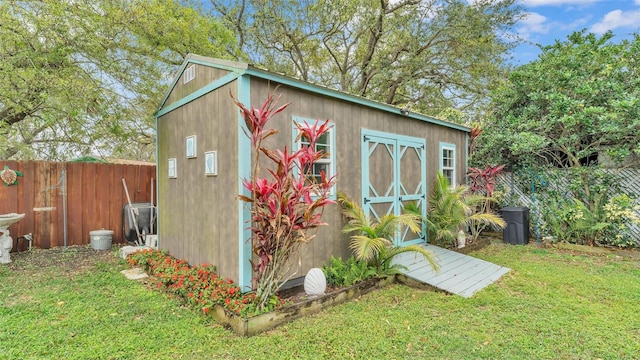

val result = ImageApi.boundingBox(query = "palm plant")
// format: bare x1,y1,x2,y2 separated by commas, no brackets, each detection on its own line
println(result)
420,172,506,247
337,192,438,274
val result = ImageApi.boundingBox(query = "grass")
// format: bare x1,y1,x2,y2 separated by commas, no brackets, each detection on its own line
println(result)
1,244,639,359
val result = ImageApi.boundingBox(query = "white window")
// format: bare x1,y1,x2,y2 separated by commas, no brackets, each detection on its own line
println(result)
292,116,336,195
440,143,456,186
185,135,197,158
204,151,217,176
168,158,177,178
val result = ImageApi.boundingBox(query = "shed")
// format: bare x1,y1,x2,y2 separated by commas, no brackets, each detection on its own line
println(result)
155,54,470,291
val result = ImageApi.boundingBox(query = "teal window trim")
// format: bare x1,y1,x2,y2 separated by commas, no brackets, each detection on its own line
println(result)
439,142,456,186
237,75,253,293
465,134,469,185
291,116,337,199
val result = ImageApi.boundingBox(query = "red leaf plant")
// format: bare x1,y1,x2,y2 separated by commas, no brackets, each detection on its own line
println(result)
232,91,336,310
467,164,505,240
467,164,505,197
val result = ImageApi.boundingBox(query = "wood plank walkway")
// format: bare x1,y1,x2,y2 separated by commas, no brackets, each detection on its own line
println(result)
391,244,510,298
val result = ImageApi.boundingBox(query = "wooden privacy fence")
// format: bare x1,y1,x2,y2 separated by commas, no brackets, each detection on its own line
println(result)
0,161,156,250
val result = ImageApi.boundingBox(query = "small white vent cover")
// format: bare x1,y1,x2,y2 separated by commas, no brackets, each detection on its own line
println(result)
183,65,195,84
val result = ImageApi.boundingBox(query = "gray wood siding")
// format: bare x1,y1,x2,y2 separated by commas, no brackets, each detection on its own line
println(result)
157,81,240,282
164,65,233,109
250,78,467,279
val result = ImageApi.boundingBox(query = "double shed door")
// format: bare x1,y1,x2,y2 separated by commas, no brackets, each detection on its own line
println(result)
361,129,426,246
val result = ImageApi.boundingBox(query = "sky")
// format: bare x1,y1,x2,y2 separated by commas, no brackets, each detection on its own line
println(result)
512,0,640,64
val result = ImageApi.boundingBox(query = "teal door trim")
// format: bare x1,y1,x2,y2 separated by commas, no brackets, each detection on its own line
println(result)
237,75,252,292
361,129,426,246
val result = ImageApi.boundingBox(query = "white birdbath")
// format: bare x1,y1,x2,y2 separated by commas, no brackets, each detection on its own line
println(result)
0,213,26,264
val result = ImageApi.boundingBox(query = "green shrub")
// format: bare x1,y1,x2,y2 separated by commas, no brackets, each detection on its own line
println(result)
604,194,640,247
126,248,172,270
322,256,378,287
541,193,639,248
408,172,504,248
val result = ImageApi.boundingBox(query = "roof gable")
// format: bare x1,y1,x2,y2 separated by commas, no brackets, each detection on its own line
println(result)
157,54,469,133
157,54,248,110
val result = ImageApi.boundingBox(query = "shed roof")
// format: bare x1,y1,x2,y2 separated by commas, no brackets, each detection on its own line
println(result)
157,54,470,133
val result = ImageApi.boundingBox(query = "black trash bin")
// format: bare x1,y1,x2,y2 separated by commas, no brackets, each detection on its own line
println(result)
501,206,530,245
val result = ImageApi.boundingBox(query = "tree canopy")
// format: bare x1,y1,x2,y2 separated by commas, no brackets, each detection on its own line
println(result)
213,0,523,122
1,0,523,160
0,0,235,161
475,30,640,170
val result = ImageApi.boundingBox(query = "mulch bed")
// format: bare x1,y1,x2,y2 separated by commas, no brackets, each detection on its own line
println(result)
6,245,119,274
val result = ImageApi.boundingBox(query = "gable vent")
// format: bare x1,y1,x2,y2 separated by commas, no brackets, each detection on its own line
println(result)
183,65,195,84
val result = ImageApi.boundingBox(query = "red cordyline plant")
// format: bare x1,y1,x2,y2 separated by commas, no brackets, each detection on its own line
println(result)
467,164,505,240
468,164,505,197
232,92,336,309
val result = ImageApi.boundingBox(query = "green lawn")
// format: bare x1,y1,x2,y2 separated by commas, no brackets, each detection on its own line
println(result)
1,244,639,359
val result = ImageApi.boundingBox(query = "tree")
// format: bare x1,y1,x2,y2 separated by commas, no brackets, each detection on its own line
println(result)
0,0,235,161
476,31,640,172
474,31,640,247
212,0,523,121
